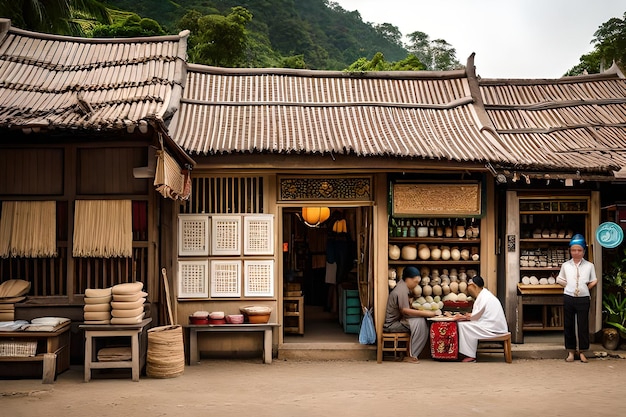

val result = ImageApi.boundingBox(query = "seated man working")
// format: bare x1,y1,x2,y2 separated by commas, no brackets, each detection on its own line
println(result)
451,276,508,362
384,266,437,363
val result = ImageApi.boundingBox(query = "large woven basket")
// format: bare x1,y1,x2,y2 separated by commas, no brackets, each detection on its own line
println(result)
146,325,184,378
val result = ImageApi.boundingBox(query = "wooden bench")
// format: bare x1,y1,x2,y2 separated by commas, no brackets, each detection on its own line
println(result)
477,332,512,363
0,322,71,384
377,332,410,363
185,323,280,365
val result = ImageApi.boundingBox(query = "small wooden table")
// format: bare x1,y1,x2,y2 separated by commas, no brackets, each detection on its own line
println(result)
186,323,280,365
80,318,152,382
0,322,71,384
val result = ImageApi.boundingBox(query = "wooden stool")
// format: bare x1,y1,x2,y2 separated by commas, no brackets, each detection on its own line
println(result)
377,332,410,363
477,332,512,363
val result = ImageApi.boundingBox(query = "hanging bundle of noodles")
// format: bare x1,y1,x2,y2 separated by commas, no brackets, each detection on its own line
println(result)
0,201,57,258
73,200,132,258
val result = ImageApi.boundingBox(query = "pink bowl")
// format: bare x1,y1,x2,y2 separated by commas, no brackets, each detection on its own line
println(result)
226,314,244,324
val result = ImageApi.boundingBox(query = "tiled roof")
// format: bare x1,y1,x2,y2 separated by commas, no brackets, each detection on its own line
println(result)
169,63,519,166
0,18,189,133
478,65,626,177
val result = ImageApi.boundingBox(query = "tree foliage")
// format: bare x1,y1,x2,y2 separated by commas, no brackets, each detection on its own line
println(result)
0,0,111,35
406,31,462,71
178,7,252,67
345,52,426,72
567,12,626,76
91,13,165,37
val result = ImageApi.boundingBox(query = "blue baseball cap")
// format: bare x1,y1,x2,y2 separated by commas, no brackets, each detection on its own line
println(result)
569,234,586,249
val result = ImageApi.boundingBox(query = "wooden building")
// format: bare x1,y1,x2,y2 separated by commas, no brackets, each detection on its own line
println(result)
0,20,194,358
1,19,626,362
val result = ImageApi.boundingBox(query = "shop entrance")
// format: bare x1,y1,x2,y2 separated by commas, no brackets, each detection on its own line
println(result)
281,206,373,343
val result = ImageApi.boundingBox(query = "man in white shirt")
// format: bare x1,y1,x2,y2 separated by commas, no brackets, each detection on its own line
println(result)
556,233,597,363
454,276,509,362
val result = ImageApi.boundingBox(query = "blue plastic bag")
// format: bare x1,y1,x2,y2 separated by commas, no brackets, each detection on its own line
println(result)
359,307,376,344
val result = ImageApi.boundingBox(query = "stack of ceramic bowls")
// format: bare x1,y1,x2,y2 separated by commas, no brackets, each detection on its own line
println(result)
110,282,147,324
84,287,112,324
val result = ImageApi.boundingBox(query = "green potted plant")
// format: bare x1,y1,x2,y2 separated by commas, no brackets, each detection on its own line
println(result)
602,248,626,349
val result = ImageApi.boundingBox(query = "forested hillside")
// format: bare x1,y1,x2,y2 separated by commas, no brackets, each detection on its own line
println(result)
102,0,408,69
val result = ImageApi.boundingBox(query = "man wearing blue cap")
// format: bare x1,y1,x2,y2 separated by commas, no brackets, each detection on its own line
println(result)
556,234,597,363
384,266,437,363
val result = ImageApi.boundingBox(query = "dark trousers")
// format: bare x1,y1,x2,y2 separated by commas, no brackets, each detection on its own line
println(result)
563,294,591,351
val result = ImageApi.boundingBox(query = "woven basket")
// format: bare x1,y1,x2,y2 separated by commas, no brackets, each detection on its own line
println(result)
146,325,184,378
0,340,37,357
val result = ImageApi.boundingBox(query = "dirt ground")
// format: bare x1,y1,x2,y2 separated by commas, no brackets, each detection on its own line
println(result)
1,356,624,417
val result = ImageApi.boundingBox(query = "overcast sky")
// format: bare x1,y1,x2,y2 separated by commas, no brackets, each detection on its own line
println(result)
332,0,626,78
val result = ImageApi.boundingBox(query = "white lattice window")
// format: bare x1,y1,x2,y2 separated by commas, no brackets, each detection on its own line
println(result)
244,215,274,255
178,260,209,298
244,260,274,297
210,260,241,297
211,215,241,255
178,215,210,256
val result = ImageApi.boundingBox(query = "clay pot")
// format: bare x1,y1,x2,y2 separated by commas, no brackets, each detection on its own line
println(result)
602,328,620,350
418,244,430,260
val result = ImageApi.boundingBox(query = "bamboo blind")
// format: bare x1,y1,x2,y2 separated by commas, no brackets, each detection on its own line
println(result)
73,200,132,258
0,201,57,258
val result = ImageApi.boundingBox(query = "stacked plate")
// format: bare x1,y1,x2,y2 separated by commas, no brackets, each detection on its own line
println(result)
84,287,112,324
110,282,147,325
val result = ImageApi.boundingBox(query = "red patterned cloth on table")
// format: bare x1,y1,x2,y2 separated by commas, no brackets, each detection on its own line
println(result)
430,321,458,360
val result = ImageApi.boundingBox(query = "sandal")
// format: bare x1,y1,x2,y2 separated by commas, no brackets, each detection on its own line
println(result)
462,357,476,363
403,356,419,364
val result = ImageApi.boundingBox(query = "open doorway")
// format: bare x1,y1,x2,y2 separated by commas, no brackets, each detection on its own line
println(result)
282,206,373,343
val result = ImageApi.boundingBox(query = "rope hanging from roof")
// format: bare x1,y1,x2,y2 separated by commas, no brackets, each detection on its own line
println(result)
0,201,57,258
154,149,191,201
73,200,132,258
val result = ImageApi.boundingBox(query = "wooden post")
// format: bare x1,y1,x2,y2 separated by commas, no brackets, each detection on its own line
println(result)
42,353,57,384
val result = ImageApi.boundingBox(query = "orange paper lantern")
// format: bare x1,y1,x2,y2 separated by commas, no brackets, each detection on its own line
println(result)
302,207,330,227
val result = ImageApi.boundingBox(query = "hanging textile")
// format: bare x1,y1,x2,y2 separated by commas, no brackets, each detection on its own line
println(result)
0,201,57,258
154,149,191,201
73,200,132,258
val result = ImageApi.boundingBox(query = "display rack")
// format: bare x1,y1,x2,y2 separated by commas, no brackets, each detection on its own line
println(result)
513,197,590,343
387,217,481,288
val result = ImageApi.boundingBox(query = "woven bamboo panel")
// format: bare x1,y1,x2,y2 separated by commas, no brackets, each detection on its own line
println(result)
177,260,209,298
211,215,241,255
210,260,241,297
244,215,274,255
178,215,209,256
0,340,37,357
244,260,274,297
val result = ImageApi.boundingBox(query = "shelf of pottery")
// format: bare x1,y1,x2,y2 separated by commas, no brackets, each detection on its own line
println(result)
387,218,481,303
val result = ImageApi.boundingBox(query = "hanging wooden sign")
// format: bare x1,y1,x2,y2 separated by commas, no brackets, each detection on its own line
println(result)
392,182,481,217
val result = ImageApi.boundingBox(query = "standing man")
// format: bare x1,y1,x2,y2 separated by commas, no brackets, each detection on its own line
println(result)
384,266,437,363
556,234,597,363
454,276,509,362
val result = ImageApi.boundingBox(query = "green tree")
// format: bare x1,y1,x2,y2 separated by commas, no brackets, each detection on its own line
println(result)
374,23,403,47
0,0,111,35
178,6,253,67
567,12,626,75
91,13,165,37
344,51,425,72
406,31,462,71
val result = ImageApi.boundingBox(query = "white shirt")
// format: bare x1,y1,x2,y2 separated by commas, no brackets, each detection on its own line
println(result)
557,258,596,297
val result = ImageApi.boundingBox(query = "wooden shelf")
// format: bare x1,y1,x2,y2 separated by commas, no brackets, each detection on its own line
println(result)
519,267,560,271
389,237,480,243
283,296,304,335
389,260,480,265
519,238,570,243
